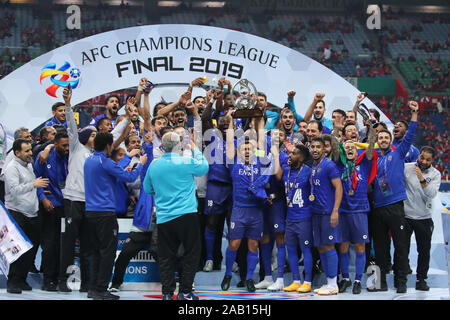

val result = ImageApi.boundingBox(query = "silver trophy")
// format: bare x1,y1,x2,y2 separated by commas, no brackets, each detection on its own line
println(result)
230,79,263,118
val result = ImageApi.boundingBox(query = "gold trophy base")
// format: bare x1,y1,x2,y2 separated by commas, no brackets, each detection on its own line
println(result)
232,108,264,119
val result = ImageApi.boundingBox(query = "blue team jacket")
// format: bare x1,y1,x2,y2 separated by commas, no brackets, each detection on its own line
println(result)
373,121,418,208
34,148,68,207
115,155,132,214
393,138,419,163
84,151,143,212
132,143,155,230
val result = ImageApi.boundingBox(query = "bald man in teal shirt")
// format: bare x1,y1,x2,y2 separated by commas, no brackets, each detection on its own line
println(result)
143,131,209,300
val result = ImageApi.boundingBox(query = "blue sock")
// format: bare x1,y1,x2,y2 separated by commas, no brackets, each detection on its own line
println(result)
302,246,313,282
204,227,215,261
339,251,350,279
276,244,286,278
287,245,300,281
325,249,338,279
246,250,259,280
225,247,237,276
355,252,366,281
319,252,328,277
260,242,272,276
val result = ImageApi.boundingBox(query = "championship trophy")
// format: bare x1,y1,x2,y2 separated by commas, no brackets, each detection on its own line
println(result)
230,79,264,118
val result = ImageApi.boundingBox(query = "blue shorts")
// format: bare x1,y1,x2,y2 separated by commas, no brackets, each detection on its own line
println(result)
229,206,263,241
312,213,339,246
204,182,233,215
337,213,369,244
263,199,286,235
285,218,313,248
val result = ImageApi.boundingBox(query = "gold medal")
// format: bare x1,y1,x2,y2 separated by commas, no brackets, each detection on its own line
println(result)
349,189,354,196
309,194,315,201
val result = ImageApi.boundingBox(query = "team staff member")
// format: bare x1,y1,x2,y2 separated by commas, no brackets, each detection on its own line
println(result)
110,137,156,292
34,131,69,291
404,146,441,291
143,131,209,300
84,132,146,300
3,138,49,294
371,101,419,294
57,84,97,293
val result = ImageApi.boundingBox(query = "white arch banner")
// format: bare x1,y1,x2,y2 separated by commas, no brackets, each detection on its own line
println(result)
0,24,390,137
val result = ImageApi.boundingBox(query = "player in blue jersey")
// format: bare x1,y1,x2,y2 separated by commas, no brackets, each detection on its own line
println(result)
330,124,377,294
202,114,233,272
255,129,289,291
221,112,273,292
272,141,315,293
309,136,343,295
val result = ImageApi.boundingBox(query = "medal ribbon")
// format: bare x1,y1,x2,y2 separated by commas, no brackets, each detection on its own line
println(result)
286,164,304,203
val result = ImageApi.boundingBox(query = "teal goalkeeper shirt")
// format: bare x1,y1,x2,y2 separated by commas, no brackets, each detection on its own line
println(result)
143,149,209,224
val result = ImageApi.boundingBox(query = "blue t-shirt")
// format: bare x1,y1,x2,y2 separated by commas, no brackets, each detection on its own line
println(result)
282,162,312,221
336,156,371,214
228,155,271,208
310,157,341,215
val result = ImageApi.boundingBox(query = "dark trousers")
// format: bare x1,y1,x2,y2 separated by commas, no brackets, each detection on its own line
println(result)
372,201,409,282
86,213,119,292
157,213,201,295
204,211,226,267
7,210,41,286
58,199,91,286
40,205,64,283
0,174,5,203
405,218,434,281
111,231,154,286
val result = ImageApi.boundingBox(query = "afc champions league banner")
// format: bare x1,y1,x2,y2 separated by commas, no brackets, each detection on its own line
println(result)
0,201,33,277
0,24,391,139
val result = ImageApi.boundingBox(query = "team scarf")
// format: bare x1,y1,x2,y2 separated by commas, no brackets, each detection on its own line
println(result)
338,143,379,191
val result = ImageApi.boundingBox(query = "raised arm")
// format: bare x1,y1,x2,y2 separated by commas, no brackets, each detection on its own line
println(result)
397,101,419,159
156,91,191,117
365,124,376,161
304,93,325,122
287,90,304,124
330,129,341,162
62,84,79,148
225,109,236,160
142,85,152,132
270,134,282,181
352,92,367,120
